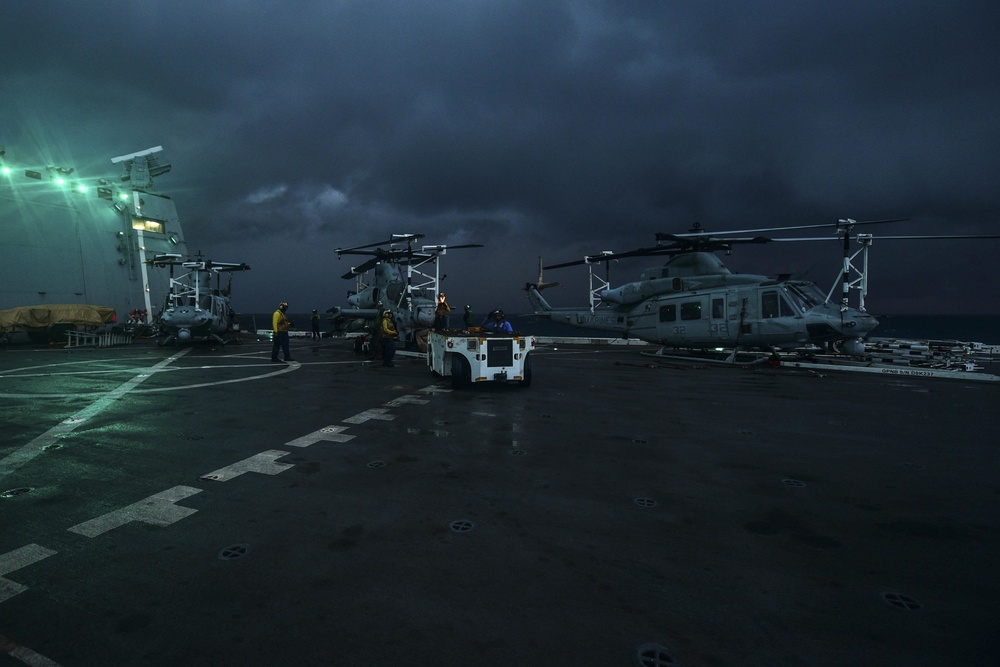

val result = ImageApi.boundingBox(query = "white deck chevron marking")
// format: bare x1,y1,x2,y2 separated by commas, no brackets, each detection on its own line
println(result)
284,425,357,447
67,486,202,538
0,544,57,604
199,450,294,481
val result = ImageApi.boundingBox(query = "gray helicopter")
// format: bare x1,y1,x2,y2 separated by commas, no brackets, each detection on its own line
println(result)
148,254,250,346
329,234,482,346
525,218,1000,357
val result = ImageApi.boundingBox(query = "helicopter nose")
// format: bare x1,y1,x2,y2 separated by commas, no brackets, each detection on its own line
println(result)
178,328,192,341
849,312,879,333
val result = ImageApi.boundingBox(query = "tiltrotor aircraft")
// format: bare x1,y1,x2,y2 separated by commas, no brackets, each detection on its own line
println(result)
525,218,1000,357
329,234,481,345
148,254,250,346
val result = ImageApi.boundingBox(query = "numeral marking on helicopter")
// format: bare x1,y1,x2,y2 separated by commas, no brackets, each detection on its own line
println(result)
67,486,202,538
199,450,293,482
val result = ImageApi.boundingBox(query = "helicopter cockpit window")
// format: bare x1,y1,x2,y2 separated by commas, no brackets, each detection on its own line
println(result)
761,291,795,318
680,301,701,321
785,282,825,313
659,304,676,322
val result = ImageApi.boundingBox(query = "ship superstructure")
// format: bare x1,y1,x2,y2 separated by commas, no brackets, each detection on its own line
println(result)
0,145,189,321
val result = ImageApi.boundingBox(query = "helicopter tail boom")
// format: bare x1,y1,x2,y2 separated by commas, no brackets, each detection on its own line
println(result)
524,283,553,314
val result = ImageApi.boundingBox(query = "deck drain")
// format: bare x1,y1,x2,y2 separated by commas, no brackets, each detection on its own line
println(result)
62,417,85,425
200,474,221,481
739,429,755,436
187,435,205,441
449,520,475,533
218,543,250,560
635,642,679,666
510,449,526,456
633,439,649,445
634,497,658,508
781,478,806,487
899,462,925,470
540,413,552,418
367,460,387,468
881,591,922,611
42,443,64,451
1,487,33,499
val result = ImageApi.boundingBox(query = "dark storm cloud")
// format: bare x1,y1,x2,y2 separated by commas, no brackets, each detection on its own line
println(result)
3,0,998,314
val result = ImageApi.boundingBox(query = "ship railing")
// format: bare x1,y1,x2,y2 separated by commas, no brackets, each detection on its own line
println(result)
65,330,134,348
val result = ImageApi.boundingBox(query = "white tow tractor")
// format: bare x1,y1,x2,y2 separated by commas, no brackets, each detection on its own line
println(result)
427,329,535,388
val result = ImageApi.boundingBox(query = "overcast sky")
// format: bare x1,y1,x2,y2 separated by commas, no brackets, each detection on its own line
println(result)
3,1,998,316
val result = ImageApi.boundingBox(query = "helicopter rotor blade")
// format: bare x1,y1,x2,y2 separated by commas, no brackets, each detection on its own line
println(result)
866,234,1000,240
761,233,1000,243
335,233,426,256
543,246,682,270
656,218,909,240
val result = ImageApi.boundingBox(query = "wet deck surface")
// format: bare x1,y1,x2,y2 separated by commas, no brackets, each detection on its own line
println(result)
1,336,998,666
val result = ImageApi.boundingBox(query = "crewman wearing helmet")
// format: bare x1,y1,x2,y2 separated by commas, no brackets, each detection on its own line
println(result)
482,308,513,334
271,301,294,362
433,292,451,331
380,309,399,367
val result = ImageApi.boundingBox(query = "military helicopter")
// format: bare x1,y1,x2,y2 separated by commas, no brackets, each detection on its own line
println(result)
148,253,250,346
329,234,482,345
525,218,1000,358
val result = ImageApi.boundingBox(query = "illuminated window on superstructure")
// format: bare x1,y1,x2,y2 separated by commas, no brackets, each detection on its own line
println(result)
132,218,164,233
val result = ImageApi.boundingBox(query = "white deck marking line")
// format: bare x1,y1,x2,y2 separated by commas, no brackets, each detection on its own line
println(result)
67,485,202,538
0,350,190,476
0,544,57,604
0,359,301,399
199,450,293,482
342,407,396,424
0,634,64,667
384,394,430,407
418,384,452,394
284,425,357,448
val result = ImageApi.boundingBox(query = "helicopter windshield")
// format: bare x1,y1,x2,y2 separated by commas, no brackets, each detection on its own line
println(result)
785,282,827,312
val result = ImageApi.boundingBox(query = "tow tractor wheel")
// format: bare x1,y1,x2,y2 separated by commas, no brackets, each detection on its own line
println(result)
451,354,471,389
520,354,532,388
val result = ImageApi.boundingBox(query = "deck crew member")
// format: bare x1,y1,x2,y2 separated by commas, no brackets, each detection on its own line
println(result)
381,309,399,367
311,309,321,339
433,292,451,330
271,301,294,362
482,309,513,334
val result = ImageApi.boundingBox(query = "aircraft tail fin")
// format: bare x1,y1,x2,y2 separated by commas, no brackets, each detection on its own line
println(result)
535,257,560,291
523,283,552,314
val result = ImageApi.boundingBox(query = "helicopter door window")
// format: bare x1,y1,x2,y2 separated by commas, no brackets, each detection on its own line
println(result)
658,304,676,322
680,301,701,321
779,295,796,317
712,298,724,319
763,290,797,318
762,291,779,318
